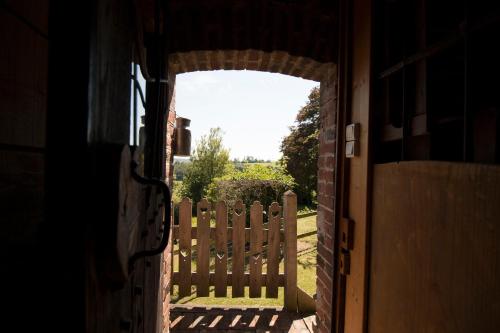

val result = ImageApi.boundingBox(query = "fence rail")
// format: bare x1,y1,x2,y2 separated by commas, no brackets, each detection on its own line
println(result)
171,191,297,311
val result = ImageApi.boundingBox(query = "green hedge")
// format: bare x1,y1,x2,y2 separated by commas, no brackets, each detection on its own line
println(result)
208,179,292,225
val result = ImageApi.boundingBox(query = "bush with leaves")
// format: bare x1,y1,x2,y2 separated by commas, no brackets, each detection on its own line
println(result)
207,164,295,222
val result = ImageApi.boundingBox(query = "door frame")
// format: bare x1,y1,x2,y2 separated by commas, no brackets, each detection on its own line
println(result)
334,0,374,332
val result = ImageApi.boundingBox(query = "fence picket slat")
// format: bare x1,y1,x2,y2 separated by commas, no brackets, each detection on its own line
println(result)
178,198,192,298
215,201,228,297
231,200,245,297
266,202,281,298
249,201,263,298
196,198,210,297
284,191,298,311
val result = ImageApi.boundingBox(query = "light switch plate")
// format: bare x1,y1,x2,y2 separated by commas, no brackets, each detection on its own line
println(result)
346,123,360,141
345,141,359,158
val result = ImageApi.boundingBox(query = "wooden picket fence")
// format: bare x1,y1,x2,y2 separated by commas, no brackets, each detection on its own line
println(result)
171,191,298,311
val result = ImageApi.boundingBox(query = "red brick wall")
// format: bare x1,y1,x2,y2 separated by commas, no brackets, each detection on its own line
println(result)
316,65,337,333
161,72,176,332
165,73,177,184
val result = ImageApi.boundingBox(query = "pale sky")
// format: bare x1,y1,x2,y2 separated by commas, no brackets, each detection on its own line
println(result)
175,70,318,161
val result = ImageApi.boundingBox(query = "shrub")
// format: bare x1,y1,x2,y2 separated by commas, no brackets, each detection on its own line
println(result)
207,164,295,223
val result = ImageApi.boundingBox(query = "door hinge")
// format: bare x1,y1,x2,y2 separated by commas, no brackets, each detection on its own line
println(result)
340,218,354,251
340,251,350,275
340,218,354,276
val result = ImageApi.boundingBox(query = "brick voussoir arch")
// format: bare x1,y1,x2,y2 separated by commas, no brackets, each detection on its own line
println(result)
169,49,334,82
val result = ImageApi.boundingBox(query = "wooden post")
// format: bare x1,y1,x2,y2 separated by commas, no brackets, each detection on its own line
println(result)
249,201,263,298
196,198,210,297
178,198,192,297
232,200,246,297
214,201,228,297
266,202,281,298
284,191,297,311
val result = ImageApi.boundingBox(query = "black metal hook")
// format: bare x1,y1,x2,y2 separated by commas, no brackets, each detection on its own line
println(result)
128,160,172,269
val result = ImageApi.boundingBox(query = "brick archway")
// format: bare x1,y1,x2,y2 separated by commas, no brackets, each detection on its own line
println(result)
169,50,332,82
163,48,337,333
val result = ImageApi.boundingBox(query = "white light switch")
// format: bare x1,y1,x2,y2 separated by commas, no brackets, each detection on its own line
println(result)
345,141,359,158
346,123,360,141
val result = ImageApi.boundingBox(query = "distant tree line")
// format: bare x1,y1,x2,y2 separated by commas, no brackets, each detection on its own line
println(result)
233,156,272,163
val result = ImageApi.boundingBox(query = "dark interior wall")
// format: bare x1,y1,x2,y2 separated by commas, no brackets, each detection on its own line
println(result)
1,0,164,331
41,0,92,330
0,0,93,330
0,0,48,252
0,0,50,327
373,0,500,164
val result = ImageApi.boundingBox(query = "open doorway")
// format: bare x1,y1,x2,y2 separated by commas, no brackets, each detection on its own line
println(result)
166,71,320,330
128,50,337,331
129,46,337,332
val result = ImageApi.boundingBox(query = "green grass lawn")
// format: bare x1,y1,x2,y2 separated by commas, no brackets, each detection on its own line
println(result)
170,213,317,306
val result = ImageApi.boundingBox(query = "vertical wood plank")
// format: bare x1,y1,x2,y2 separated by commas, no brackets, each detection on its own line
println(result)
284,191,297,311
344,0,372,330
249,201,263,298
215,201,228,297
178,198,192,297
231,200,245,297
266,202,281,298
196,198,210,296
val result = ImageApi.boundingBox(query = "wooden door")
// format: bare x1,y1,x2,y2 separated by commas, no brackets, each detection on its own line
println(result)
368,162,500,333
335,0,373,332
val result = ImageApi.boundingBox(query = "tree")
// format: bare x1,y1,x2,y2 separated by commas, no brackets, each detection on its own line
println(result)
280,86,320,205
180,128,231,204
